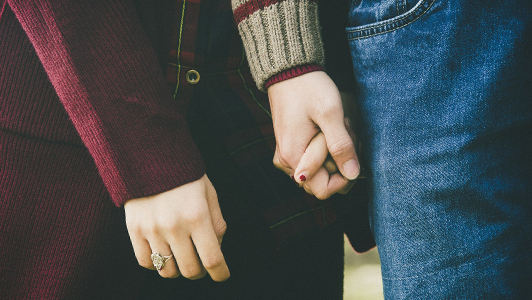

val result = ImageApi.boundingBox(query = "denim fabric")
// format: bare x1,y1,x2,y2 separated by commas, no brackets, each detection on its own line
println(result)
346,0,532,298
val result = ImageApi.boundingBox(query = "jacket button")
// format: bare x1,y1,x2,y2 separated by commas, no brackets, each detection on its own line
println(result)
185,69,200,84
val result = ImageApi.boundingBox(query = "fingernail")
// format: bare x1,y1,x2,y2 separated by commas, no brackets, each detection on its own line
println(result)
299,174,307,182
342,159,359,180
290,175,296,182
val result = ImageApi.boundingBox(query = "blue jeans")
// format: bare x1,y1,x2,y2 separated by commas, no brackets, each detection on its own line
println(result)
346,0,532,298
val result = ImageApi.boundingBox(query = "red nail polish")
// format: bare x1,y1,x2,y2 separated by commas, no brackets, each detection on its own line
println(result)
290,175,296,182
299,174,306,182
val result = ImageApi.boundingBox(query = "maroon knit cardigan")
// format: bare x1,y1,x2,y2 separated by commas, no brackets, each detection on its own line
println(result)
0,0,206,298
3,0,206,206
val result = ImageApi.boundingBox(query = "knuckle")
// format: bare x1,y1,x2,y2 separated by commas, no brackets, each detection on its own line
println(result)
126,222,143,236
160,222,179,233
182,209,206,226
190,269,207,280
302,185,313,196
314,191,328,200
214,219,227,237
278,142,301,166
202,255,224,270
145,223,160,237
180,266,203,279
313,186,332,200
159,269,179,279
316,102,342,121
328,138,355,157
138,258,154,269
277,150,292,168
272,156,284,169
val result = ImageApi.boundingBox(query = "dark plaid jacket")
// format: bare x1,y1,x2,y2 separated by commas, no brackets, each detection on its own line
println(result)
161,0,374,250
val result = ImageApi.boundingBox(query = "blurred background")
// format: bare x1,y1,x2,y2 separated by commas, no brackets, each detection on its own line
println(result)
344,236,383,300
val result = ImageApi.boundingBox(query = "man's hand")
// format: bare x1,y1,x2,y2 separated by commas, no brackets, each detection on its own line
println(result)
124,174,229,282
269,71,360,198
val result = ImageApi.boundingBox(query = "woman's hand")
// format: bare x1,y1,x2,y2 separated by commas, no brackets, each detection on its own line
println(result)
124,174,229,281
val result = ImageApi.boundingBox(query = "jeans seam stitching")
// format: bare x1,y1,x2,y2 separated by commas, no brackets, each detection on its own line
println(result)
396,0,401,15
347,0,436,40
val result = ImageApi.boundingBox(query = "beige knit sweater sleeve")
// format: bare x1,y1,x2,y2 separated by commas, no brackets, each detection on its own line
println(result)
232,0,325,91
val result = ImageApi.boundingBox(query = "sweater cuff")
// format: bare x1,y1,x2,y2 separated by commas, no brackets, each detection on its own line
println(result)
264,64,324,89
233,0,325,91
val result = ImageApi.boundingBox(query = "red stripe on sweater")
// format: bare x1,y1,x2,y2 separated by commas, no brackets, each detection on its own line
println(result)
233,0,317,25
265,64,324,89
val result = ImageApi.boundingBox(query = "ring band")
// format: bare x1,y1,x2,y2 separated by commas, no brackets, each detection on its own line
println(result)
150,252,173,271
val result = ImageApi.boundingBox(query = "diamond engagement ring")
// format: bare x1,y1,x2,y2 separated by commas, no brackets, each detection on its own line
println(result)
150,253,173,271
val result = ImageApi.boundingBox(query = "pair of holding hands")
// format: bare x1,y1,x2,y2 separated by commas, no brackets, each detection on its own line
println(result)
269,71,361,198
123,71,360,282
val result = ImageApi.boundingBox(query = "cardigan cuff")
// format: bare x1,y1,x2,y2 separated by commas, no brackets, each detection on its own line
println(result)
233,0,325,91
264,64,324,89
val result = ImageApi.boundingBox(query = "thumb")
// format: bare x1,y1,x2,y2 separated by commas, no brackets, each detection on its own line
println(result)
321,119,360,180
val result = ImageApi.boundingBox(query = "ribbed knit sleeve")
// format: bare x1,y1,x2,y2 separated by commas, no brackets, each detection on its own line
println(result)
232,0,325,91
7,0,205,206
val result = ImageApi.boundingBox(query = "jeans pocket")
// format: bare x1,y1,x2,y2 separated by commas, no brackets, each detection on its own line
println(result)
346,0,436,40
